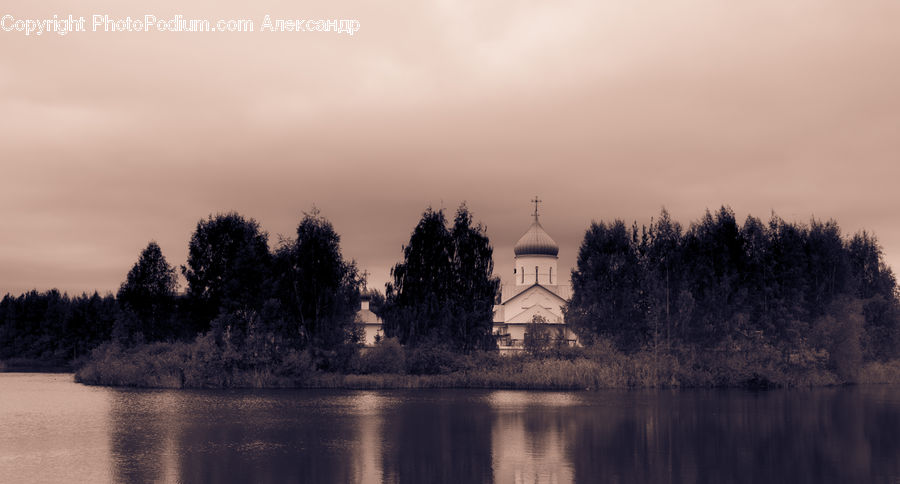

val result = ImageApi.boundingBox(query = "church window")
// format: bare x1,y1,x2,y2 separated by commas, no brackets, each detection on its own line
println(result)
549,267,552,284
535,266,539,283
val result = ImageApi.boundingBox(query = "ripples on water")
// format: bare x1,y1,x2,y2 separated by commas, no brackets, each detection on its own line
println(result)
2,373,900,483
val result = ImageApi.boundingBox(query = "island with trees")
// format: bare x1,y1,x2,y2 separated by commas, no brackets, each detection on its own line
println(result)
1,204,898,389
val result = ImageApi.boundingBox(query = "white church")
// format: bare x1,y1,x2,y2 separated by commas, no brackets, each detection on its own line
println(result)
491,198,577,353
355,198,577,353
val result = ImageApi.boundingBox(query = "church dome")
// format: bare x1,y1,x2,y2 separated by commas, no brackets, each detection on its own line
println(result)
514,219,559,257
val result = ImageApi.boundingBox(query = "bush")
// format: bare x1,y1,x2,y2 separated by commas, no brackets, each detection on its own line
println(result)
545,342,587,361
812,297,865,383
311,342,360,373
277,349,315,379
467,349,504,370
859,360,900,384
358,337,406,374
405,342,466,375
523,321,551,355
582,338,624,365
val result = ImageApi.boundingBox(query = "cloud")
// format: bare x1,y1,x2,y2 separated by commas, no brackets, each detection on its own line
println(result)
1,0,899,294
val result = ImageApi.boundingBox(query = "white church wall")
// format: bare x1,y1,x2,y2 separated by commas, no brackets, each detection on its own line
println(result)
506,305,562,325
513,255,558,286
502,287,565,322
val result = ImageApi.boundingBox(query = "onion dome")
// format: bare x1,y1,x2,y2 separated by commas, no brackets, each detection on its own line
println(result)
514,217,559,257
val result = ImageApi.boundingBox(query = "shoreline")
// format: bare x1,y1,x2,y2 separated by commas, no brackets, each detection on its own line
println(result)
71,369,900,391
72,345,900,391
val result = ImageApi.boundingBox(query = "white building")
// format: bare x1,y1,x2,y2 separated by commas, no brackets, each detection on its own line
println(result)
354,291,384,346
491,199,577,353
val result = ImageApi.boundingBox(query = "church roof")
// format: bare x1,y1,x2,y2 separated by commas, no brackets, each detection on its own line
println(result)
501,282,568,306
514,218,559,257
355,308,381,324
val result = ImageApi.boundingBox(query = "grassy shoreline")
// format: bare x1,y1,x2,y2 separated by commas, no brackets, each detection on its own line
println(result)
73,338,900,390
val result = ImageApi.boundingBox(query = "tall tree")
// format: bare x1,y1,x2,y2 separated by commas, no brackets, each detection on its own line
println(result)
642,209,685,349
272,210,361,350
449,204,500,351
383,204,499,351
117,242,178,341
848,231,896,300
383,207,454,347
847,231,900,360
567,219,645,350
805,219,850,318
680,207,745,344
182,212,271,331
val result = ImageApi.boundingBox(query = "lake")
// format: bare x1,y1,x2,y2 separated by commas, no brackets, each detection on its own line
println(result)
1,373,899,483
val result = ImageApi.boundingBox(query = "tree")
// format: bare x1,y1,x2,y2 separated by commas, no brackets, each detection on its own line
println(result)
641,209,684,350
117,242,178,342
383,204,499,351
272,209,361,351
567,219,645,351
524,314,552,355
812,297,865,382
449,204,501,351
677,207,746,344
848,231,896,300
805,219,849,318
182,213,271,332
847,231,900,361
383,207,454,347
0,290,117,363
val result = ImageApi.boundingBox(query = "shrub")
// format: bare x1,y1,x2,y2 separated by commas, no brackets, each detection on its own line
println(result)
358,337,406,374
812,297,865,383
582,338,624,365
523,318,551,355
277,349,315,379
405,342,466,375
467,349,504,370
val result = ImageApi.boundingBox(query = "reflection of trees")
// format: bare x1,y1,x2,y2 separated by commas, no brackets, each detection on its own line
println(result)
380,392,494,484
108,390,178,484
109,390,367,483
106,387,900,484
565,388,900,484
174,391,359,483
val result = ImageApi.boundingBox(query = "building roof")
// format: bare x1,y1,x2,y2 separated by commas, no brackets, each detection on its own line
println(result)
501,282,568,306
513,217,559,257
355,308,382,324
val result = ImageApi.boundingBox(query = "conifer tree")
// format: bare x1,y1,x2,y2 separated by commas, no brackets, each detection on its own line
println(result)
117,241,178,341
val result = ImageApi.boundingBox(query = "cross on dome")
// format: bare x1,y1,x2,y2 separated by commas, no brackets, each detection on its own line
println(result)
515,197,558,257
531,196,542,221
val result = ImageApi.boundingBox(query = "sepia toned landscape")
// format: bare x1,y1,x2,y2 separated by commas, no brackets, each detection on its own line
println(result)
3,0,900,482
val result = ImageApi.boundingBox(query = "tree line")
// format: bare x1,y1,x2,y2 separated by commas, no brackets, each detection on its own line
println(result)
2,204,898,377
0,204,500,370
567,207,900,378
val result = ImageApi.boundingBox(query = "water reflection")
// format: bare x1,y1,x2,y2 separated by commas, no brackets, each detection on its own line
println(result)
561,389,900,484
100,386,900,483
5,375,900,484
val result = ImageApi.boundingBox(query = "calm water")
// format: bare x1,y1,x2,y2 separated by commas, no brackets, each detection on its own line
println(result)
2,374,900,483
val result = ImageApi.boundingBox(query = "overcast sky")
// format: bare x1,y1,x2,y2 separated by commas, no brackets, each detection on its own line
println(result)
2,0,899,296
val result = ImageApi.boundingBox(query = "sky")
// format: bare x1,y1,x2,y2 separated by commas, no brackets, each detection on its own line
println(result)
1,0,899,296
